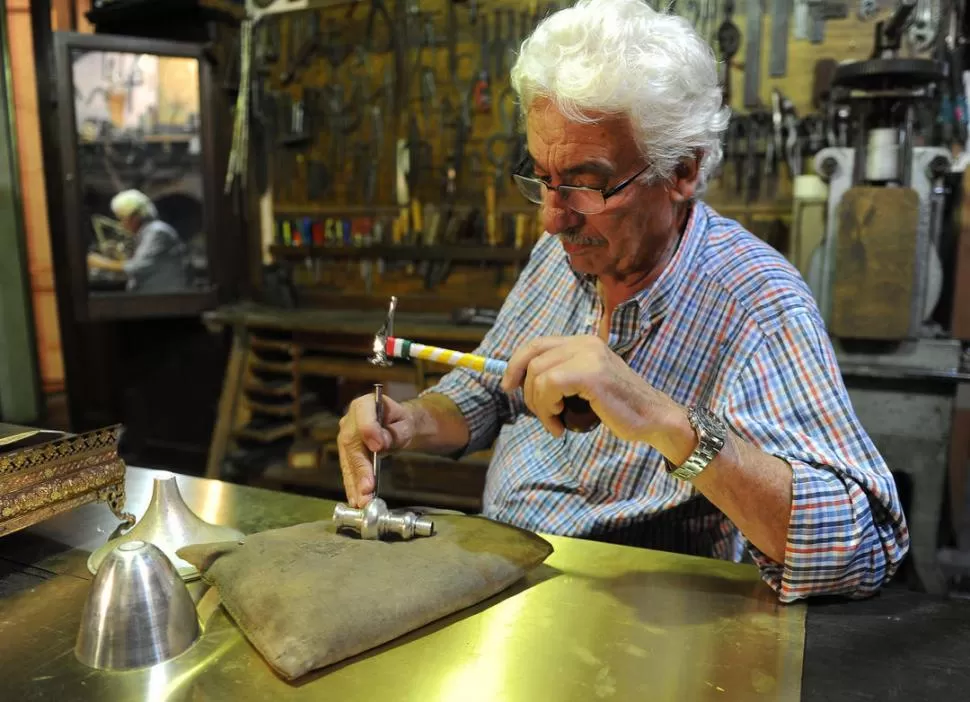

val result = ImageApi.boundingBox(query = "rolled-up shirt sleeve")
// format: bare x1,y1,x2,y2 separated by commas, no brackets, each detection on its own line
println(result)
724,310,909,602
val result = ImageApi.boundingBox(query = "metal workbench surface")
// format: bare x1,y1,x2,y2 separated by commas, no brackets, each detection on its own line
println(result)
0,468,968,701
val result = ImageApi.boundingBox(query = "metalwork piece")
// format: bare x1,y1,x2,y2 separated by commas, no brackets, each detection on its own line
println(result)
0,424,133,537
333,497,435,540
369,295,398,367
1,467,805,700
75,540,200,670
87,472,244,581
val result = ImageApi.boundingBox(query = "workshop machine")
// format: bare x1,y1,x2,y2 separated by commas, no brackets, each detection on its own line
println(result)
811,0,954,343
810,0,967,594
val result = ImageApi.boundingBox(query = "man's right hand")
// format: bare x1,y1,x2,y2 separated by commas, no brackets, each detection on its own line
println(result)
337,393,415,508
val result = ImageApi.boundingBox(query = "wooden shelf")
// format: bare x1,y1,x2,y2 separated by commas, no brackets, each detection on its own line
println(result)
250,337,295,354
250,359,293,375
235,421,296,443
271,244,532,264
234,410,335,444
249,401,298,417
244,379,295,397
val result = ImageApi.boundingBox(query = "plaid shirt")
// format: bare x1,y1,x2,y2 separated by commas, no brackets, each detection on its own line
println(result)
427,201,909,602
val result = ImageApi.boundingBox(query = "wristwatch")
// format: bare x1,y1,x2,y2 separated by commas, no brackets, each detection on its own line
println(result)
666,407,728,481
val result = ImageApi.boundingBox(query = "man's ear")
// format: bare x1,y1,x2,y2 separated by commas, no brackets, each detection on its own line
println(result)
669,156,701,203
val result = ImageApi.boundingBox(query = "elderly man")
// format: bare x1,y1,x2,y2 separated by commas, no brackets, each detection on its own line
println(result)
87,189,187,294
338,0,908,602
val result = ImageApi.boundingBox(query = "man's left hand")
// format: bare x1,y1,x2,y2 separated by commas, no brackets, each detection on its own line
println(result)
500,335,681,442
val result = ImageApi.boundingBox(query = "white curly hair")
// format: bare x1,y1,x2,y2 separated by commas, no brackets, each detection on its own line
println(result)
110,189,158,221
510,0,729,194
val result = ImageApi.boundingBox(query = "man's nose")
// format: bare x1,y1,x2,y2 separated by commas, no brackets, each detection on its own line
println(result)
541,188,584,234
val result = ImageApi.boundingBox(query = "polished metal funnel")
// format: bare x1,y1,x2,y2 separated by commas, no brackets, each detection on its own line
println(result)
75,540,200,670
87,472,244,581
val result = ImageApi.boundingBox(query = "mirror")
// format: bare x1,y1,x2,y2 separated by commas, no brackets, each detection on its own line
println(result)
72,50,208,297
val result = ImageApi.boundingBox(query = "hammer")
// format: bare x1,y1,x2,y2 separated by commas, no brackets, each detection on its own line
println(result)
369,297,600,433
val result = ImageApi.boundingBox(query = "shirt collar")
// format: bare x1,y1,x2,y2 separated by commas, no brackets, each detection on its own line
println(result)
565,201,711,328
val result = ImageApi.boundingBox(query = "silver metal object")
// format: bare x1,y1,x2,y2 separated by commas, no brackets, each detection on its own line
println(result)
667,407,728,481
369,295,398,367
87,472,245,581
333,498,435,540
75,540,200,670
373,383,384,498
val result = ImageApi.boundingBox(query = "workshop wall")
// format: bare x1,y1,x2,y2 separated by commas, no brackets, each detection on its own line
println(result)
261,1,884,313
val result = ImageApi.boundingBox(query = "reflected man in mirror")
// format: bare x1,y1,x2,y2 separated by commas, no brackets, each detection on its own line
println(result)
87,189,188,294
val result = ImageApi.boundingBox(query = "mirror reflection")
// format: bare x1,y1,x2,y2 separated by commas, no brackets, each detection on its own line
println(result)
73,50,208,295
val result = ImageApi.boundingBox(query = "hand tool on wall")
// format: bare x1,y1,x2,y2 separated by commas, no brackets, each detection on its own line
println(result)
365,0,404,112
492,9,506,78
364,104,384,205
473,14,493,113
743,0,765,108
782,95,802,179
485,87,525,194
280,11,321,86
716,0,741,105
254,18,280,73
447,0,459,84
769,0,792,77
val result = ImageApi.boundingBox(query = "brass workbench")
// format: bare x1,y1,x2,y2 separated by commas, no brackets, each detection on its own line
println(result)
3,467,970,701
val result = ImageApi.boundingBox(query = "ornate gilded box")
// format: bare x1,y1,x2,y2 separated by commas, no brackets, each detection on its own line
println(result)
0,423,134,536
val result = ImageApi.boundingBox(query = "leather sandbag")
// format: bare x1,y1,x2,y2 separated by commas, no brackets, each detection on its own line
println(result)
177,515,552,680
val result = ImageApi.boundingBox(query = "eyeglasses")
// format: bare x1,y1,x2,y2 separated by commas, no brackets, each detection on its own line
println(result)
511,162,651,215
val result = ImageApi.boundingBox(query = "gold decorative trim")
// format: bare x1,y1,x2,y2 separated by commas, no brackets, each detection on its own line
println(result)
0,425,134,536
0,425,122,477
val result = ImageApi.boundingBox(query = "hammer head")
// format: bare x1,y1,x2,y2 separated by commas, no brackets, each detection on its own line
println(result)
369,295,398,367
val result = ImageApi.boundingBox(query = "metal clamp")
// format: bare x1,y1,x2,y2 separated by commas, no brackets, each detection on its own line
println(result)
333,498,435,540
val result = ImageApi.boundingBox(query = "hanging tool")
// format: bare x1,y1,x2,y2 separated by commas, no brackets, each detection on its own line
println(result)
473,14,493,113
716,0,741,105
485,87,525,194
744,0,765,108
769,0,792,77
280,12,321,86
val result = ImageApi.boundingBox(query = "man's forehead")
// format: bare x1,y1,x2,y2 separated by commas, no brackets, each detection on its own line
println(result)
525,101,635,171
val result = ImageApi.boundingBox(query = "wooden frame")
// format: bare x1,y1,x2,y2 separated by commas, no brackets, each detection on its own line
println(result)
52,32,221,321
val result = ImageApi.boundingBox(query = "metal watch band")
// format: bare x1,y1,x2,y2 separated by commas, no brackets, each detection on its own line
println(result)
667,407,727,481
